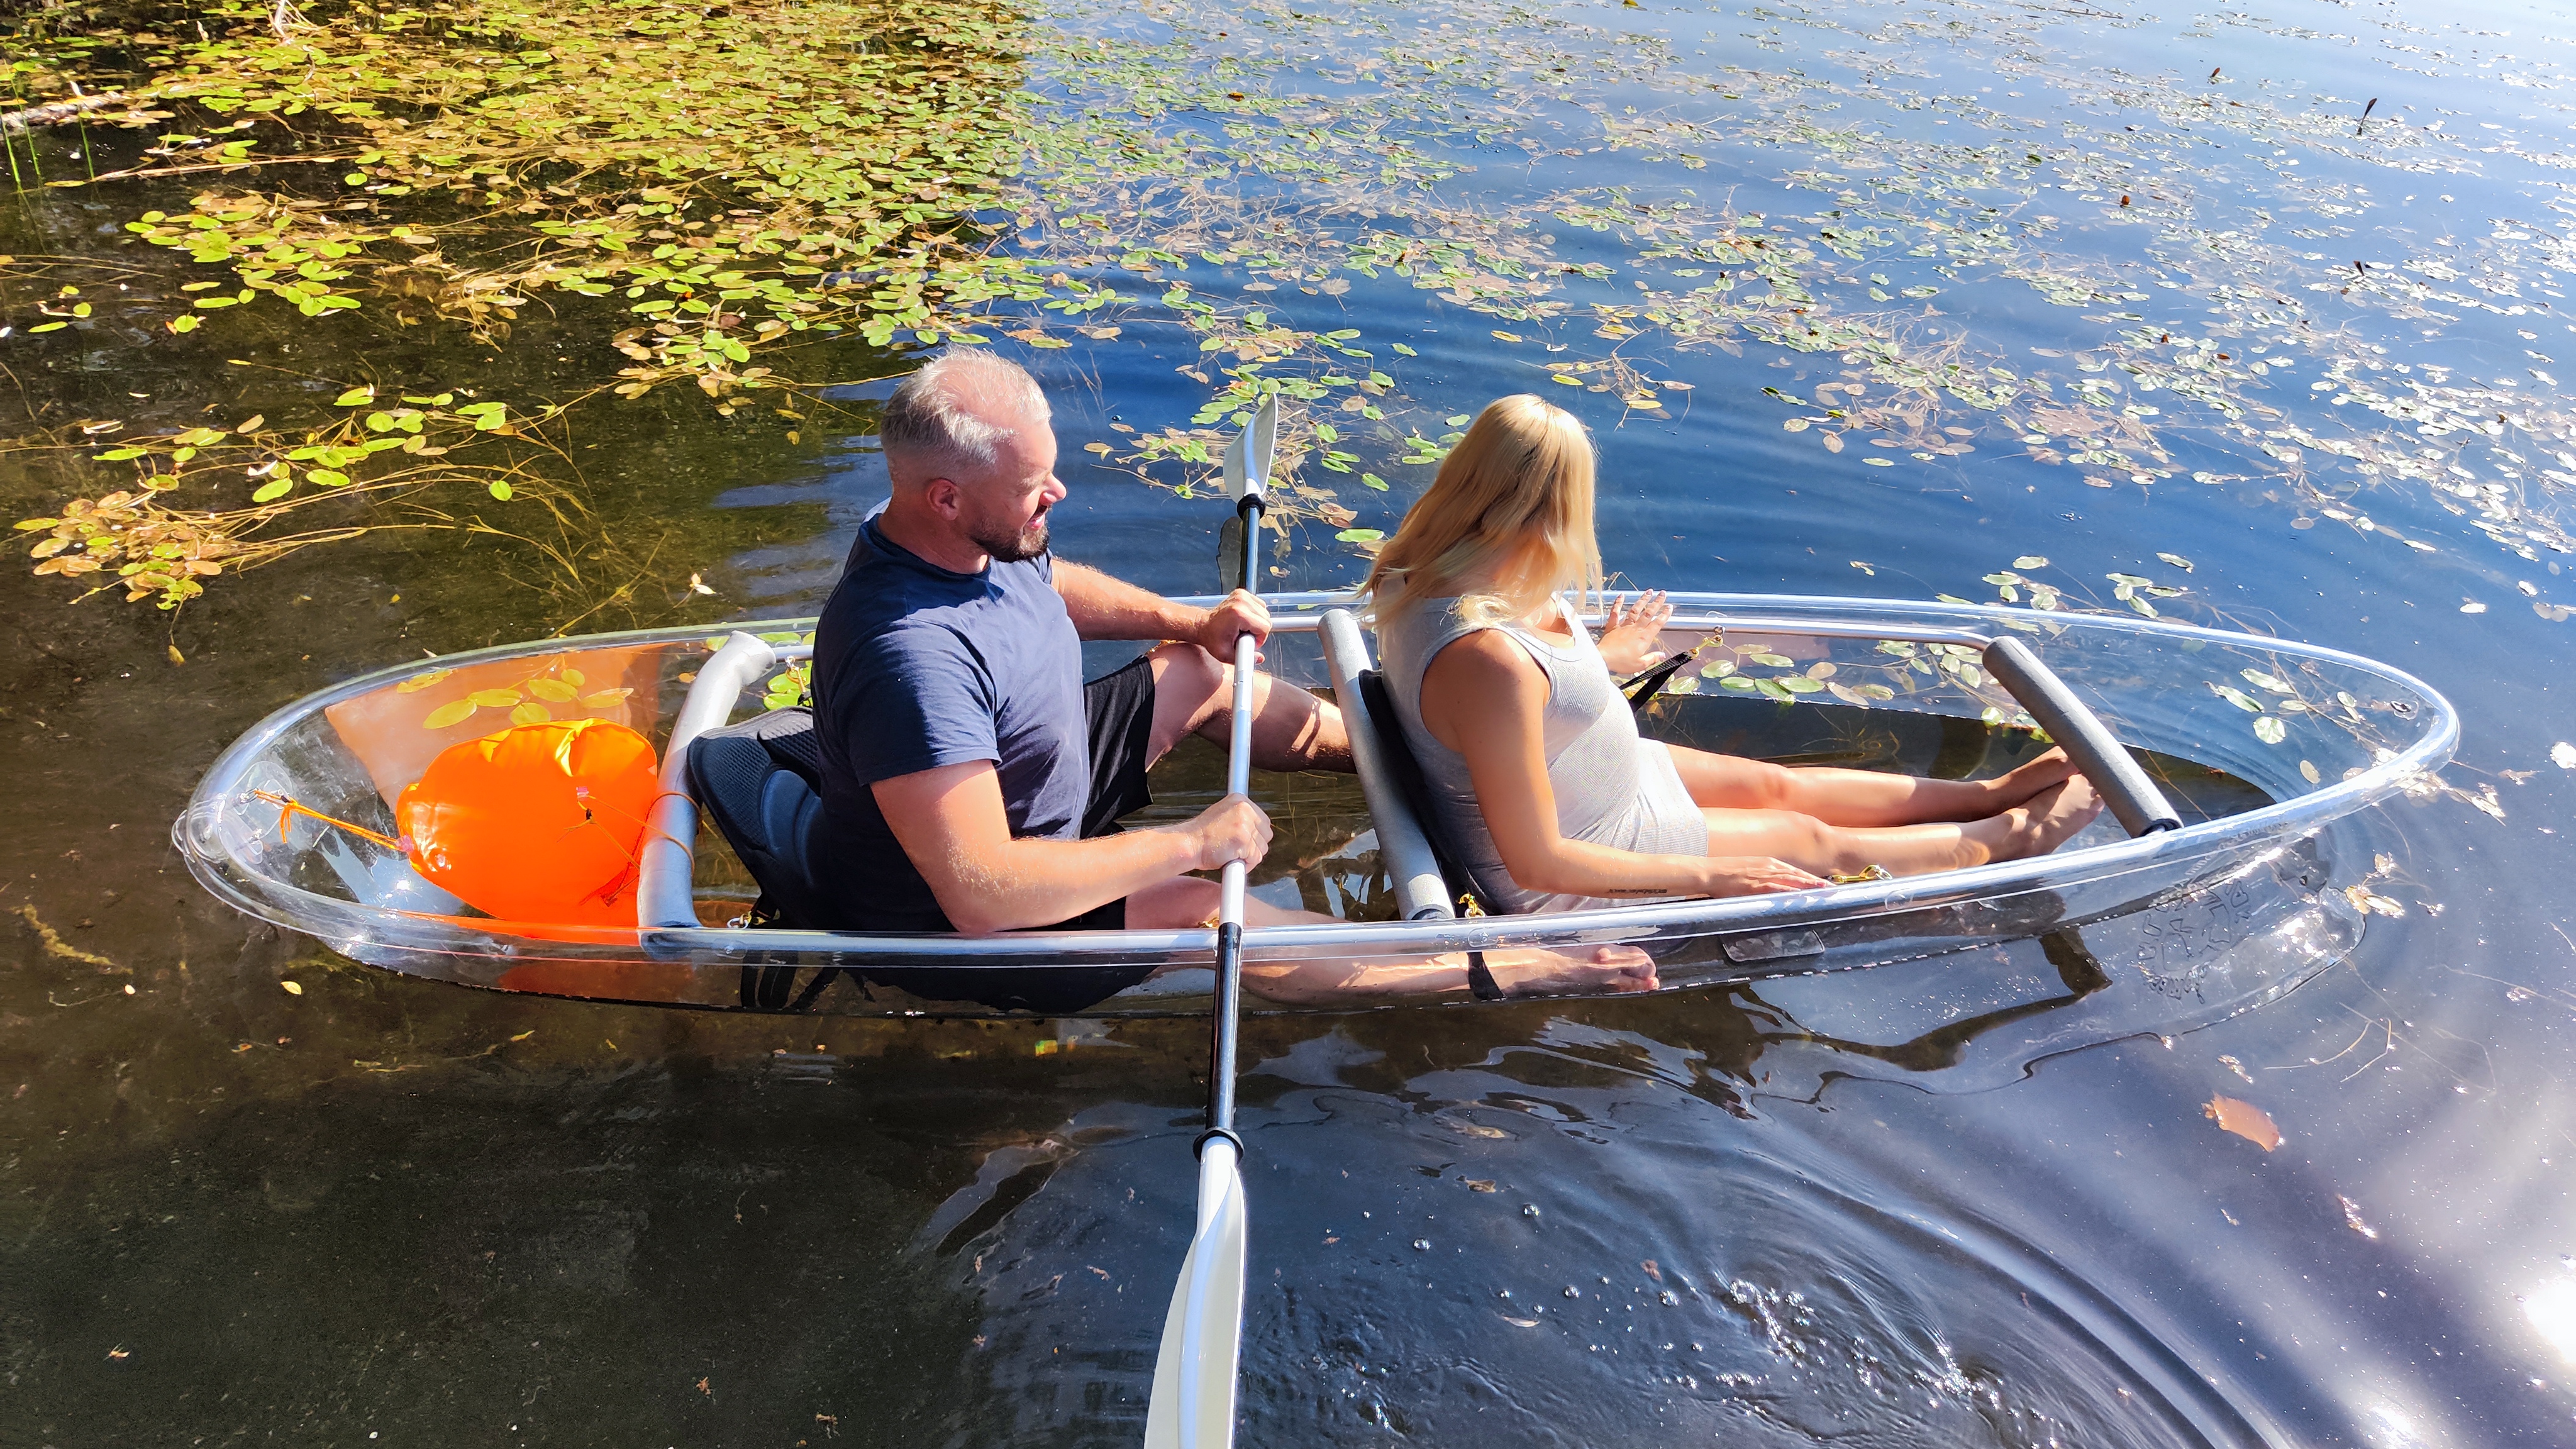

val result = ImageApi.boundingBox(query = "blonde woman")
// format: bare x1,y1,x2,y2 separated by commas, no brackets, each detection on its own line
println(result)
1365,395,2104,914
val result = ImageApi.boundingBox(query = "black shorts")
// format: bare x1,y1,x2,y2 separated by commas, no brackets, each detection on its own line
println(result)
1073,650,1160,852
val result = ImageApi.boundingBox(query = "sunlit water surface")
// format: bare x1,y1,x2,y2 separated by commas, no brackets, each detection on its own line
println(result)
7,0,2576,1444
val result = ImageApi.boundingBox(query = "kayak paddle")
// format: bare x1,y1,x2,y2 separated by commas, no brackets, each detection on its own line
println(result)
1143,391,1275,1449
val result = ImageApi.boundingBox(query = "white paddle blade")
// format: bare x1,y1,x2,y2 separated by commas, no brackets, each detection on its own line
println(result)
1248,392,1277,496
1144,1144,1248,1449
1221,423,1250,503
1219,394,1279,504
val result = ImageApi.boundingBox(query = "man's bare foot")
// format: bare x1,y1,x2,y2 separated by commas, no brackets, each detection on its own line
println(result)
1994,774,2104,860
1481,944,1659,997
1981,747,2079,811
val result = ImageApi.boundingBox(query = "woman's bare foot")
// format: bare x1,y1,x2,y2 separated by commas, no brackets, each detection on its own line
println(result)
1481,944,1659,997
1980,747,2079,811
1993,774,2104,860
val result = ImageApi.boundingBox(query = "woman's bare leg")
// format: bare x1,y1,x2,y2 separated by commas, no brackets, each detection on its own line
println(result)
1124,876,1658,1004
1700,775,2103,878
1667,742,2076,826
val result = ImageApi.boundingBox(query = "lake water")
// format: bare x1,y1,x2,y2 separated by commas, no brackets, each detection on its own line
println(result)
6,0,2576,1443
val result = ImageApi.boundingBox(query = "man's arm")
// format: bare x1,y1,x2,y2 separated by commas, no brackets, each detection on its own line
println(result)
1053,560,1269,656
872,760,1271,933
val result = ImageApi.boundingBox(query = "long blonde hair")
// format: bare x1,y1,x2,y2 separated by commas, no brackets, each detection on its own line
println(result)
1359,394,1602,626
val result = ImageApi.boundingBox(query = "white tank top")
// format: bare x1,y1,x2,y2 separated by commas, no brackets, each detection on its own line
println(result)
1375,594,1709,914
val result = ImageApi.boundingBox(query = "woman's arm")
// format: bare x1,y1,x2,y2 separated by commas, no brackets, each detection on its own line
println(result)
1419,631,1824,899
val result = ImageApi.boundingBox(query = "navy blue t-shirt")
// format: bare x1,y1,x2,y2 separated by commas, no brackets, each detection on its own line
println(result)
811,509,1087,931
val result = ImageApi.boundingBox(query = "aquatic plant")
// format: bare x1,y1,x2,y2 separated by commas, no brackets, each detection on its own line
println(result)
6,0,2573,621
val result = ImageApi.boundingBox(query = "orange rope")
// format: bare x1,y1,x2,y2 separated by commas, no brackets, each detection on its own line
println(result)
250,790,402,852
565,786,699,862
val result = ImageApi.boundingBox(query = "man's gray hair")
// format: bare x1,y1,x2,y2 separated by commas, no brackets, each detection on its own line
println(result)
880,348,1051,482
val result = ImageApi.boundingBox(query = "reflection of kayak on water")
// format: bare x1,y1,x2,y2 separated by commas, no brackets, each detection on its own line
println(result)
177,586,2455,1020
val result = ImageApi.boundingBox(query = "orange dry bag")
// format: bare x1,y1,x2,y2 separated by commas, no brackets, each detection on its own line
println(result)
392,718,661,925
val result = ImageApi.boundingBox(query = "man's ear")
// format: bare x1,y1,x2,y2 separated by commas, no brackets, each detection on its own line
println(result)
922,477,963,519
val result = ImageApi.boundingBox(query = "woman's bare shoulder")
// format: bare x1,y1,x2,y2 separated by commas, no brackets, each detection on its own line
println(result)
1422,626,1545,696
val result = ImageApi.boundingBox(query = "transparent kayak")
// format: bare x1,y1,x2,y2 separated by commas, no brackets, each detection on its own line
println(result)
175,592,2455,1018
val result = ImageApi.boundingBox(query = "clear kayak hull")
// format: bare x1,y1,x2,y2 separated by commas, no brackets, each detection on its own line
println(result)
175,592,2456,1019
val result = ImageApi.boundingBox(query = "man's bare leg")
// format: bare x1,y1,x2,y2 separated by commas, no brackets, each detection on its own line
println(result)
1141,640,1351,772
1124,875,1656,1005
1667,743,2077,826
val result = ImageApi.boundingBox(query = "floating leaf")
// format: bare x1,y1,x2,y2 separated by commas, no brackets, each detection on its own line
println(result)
2253,716,2286,745
468,688,523,708
2300,759,2321,784
2204,1094,2282,1151
1336,528,1385,543
508,701,552,725
561,667,586,688
334,387,375,407
421,699,479,730
396,669,454,694
579,688,635,708
2157,552,2194,572
2012,555,2049,569
525,678,580,702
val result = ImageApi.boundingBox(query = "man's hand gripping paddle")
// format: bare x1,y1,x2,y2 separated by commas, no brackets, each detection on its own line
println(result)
1143,392,1275,1449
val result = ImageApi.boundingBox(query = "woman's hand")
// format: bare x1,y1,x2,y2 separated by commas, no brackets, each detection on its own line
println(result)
1596,591,1675,675
1698,856,1829,896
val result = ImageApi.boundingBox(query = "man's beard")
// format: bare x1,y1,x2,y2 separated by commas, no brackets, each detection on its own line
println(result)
970,512,1050,563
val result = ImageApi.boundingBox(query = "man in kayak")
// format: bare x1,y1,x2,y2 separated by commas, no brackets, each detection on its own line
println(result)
809,348,1657,1009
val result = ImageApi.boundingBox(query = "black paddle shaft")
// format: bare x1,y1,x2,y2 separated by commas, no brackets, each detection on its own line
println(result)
1202,489,1264,1147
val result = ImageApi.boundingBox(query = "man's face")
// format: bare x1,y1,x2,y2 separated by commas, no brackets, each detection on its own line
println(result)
955,402,1064,563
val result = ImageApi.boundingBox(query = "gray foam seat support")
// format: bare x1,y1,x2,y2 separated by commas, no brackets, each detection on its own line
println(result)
1318,609,1455,921
638,631,783,928
1980,633,2183,837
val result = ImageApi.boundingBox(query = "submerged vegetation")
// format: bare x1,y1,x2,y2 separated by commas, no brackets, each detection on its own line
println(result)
4,0,2575,624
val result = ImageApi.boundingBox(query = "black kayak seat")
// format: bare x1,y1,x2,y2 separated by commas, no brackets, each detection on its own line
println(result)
684,706,835,930
1353,669,1499,916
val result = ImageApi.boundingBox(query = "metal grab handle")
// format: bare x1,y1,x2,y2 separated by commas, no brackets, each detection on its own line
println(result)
1981,635,2182,837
